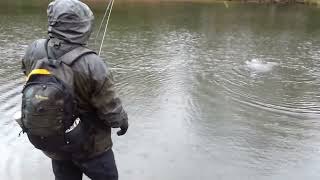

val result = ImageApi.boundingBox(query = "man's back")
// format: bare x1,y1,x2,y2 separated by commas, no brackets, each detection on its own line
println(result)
21,0,128,179
22,38,125,159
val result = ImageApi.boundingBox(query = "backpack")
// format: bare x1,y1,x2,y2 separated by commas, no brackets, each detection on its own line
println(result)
17,39,95,152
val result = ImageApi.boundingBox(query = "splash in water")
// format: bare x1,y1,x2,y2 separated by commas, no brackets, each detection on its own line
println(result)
245,58,278,74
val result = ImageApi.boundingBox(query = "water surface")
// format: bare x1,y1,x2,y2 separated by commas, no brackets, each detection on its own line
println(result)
1,2,320,180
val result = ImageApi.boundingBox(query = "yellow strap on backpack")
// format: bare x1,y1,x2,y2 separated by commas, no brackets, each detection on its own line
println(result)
26,69,51,81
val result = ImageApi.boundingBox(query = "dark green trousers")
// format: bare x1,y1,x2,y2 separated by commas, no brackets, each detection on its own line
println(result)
52,149,118,180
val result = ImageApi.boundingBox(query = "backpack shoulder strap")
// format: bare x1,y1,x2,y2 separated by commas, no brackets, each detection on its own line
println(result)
58,46,97,66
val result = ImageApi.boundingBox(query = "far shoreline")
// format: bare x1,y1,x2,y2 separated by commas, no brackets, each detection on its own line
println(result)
0,0,319,11
83,0,319,5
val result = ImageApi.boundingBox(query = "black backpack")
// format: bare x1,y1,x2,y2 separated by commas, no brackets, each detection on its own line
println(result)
17,39,95,152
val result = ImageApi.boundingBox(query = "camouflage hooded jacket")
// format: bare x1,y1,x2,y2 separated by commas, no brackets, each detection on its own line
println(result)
21,0,128,160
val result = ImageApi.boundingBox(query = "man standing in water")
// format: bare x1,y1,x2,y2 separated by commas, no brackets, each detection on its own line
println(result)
21,0,128,179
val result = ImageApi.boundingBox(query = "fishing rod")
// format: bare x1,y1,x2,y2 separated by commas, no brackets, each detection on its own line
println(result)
97,0,115,56
94,0,112,46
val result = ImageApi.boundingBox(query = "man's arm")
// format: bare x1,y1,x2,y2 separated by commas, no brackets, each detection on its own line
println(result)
21,39,47,75
88,56,129,136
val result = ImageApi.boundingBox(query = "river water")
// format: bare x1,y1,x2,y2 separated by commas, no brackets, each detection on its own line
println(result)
1,2,320,180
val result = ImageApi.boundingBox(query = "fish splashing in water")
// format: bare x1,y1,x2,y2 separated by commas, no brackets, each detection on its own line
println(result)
245,58,278,74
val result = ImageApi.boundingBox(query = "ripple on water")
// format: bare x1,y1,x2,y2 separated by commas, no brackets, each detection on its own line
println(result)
0,77,24,118
2,4,320,180
210,56,320,119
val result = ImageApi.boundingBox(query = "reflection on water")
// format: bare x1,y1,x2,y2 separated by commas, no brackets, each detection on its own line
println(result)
1,2,320,180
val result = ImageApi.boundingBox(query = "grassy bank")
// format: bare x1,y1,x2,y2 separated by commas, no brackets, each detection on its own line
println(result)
2,0,319,5
83,0,320,4
0,0,319,11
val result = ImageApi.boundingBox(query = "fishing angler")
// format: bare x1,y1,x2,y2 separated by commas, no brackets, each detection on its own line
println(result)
16,0,128,179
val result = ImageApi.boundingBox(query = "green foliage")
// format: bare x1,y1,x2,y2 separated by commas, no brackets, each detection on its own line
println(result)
304,0,320,5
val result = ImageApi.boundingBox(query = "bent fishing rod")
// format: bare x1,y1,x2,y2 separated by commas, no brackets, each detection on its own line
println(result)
95,0,115,56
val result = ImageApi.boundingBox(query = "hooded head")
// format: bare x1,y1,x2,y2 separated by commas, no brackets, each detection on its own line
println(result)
47,0,94,45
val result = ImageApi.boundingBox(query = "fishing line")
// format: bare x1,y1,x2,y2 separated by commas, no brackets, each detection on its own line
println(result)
94,0,113,46
98,0,115,56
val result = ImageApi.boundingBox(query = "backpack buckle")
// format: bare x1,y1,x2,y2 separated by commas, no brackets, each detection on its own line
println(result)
48,59,62,68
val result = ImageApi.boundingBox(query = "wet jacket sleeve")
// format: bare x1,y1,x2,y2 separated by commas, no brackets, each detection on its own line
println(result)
21,42,35,75
21,39,47,76
88,57,128,128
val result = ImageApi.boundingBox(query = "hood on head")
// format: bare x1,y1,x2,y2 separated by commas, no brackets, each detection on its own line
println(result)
47,0,94,45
